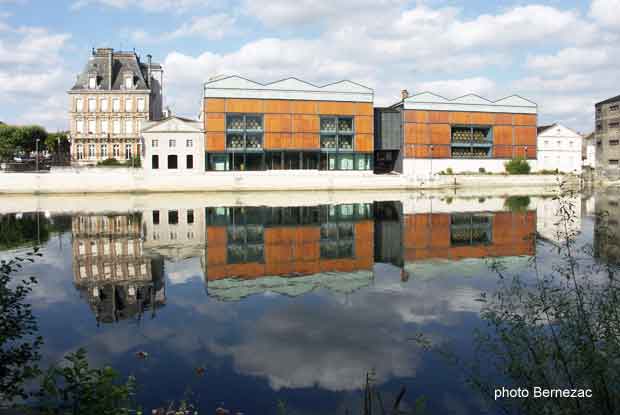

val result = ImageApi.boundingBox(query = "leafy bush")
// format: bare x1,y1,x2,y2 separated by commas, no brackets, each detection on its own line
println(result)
445,167,453,175
97,158,122,167
478,167,486,174
504,195,531,212
504,158,531,174
538,168,559,175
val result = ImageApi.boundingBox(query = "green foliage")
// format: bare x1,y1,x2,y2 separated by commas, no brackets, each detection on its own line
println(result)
538,168,559,175
478,167,486,174
504,158,531,174
97,158,123,166
0,124,48,160
0,213,51,250
0,249,43,402
445,167,453,175
503,196,531,212
45,131,70,153
38,348,138,415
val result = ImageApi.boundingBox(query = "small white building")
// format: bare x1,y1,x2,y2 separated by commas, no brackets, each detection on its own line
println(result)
536,123,582,174
582,132,596,169
141,116,204,173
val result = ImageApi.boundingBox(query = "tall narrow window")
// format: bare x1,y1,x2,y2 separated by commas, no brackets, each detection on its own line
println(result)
169,139,176,148
168,210,179,225
152,154,159,169
152,139,159,147
101,144,108,159
89,75,97,89
76,119,84,134
88,119,96,134
137,97,145,112
112,98,120,112
152,210,160,225
113,144,120,157
88,144,95,159
187,209,194,224
186,139,193,147
100,98,108,112
76,144,84,160
88,98,96,112
168,155,178,169
186,154,193,169
125,119,133,134
125,97,133,112
76,97,83,112
101,120,109,135
113,119,120,135
125,144,132,160
124,74,133,89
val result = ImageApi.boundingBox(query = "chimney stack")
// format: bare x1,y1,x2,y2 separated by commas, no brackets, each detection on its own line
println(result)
107,48,113,90
146,54,152,88
401,89,409,101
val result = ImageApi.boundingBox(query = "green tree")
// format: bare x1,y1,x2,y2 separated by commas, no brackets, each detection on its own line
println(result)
504,157,531,174
45,131,70,154
0,124,22,160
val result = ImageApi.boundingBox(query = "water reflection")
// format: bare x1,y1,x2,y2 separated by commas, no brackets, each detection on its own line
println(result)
71,214,165,324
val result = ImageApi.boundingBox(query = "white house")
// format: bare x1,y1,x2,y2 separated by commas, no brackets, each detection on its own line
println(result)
582,132,596,169
536,123,582,174
141,116,204,173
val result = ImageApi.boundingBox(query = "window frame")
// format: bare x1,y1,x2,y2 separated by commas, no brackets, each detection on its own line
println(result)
319,115,354,151
450,124,494,159
225,113,264,151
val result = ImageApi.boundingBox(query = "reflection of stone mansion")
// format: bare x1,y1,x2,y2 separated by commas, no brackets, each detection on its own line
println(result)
72,213,165,324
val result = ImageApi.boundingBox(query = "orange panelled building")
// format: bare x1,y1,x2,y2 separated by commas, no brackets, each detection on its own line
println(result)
203,76,374,171
376,92,538,175
203,205,374,281
403,211,536,262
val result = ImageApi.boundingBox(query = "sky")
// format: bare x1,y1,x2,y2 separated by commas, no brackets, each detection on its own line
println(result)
0,0,619,133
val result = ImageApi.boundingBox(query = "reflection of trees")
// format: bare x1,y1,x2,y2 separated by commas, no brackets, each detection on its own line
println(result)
471,189,620,415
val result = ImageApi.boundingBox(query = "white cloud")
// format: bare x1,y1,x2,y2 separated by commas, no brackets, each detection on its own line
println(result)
413,77,498,100
130,13,236,43
526,46,617,76
71,0,206,13
589,0,620,26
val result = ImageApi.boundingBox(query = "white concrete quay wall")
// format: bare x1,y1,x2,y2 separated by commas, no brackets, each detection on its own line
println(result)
0,167,567,195
403,158,538,178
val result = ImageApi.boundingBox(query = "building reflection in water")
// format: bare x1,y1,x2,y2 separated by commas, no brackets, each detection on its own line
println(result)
71,213,165,325
203,204,374,301
594,190,620,264
70,199,539,311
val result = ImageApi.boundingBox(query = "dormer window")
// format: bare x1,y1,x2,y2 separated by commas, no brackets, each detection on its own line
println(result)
124,72,134,89
89,76,97,89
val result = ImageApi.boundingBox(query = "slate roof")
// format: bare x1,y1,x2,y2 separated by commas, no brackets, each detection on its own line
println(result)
537,124,555,134
596,94,620,106
70,48,158,92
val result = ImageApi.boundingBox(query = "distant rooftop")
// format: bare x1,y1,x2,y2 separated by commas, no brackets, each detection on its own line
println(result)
203,75,374,103
399,91,537,114
69,47,160,92
596,94,620,106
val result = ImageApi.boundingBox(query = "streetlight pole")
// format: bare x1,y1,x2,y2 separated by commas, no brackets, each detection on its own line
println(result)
35,138,40,172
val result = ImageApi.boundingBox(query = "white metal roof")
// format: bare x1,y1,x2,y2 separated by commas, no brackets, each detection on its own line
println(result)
403,92,537,114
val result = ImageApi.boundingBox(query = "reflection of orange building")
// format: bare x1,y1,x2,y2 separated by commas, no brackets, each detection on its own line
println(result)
204,205,374,281
403,211,536,261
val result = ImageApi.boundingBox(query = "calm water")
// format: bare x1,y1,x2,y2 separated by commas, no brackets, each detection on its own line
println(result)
0,189,614,414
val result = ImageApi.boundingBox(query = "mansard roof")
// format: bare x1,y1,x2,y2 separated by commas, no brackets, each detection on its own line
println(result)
70,48,159,92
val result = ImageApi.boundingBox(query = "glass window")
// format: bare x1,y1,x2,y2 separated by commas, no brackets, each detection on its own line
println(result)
124,75,133,89
451,125,492,158
153,210,160,225
226,114,263,150
88,119,96,134
113,144,120,157
168,210,178,225
76,119,84,133
186,154,193,169
101,144,108,158
169,139,176,148
88,98,96,112
125,144,132,160
112,98,120,112
113,120,120,134
100,98,108,112
137,98,145,112
338,154,354,170
152,155,159,169
210,154,229,171
101,120,108,134
125,97,132,112
328,154,337,170
355,153,371,170
186,139,193,147
125,119,133,134
168,154,178,169
320,116,354,151
76,144,84,160
152,139,158,147
76,97,83,112
88,144,95,159
187,210,194,224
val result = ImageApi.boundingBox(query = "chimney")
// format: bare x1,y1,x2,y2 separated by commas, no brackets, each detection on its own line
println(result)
401,89,409,101
146,54,152,89
107,48,113,90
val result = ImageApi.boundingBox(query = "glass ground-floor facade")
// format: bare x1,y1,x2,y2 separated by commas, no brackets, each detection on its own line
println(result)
206,151,373,171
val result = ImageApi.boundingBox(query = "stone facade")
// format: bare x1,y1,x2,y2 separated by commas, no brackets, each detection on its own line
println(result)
68,48,163,165
595,94,620,178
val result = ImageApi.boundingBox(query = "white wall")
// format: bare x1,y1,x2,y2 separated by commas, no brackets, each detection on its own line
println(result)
143,130,204,173
403,158,537,179
536,125,582,173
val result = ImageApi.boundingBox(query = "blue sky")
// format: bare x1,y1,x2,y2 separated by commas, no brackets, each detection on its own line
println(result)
1,0,619,132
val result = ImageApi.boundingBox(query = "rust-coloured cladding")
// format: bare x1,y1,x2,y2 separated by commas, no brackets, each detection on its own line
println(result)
402,211,536,262
203,97,373,152
402,109,537,159
204,223,373,281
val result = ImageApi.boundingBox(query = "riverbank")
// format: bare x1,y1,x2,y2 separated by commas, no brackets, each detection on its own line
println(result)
0,167,576,195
